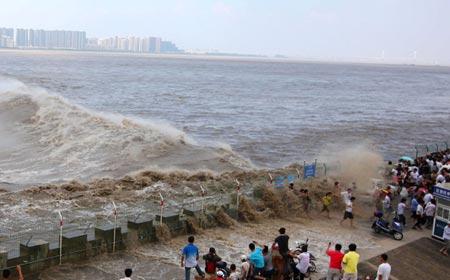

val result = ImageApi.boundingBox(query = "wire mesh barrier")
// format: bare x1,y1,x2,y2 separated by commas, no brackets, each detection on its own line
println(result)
0,161,335,276
414,141,449,158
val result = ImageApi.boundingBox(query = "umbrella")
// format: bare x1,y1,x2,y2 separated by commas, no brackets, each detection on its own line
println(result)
399,156,414,163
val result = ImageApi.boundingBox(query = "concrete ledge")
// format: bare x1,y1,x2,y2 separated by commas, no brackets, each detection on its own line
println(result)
62,230,88,262
95,224,124,253
127,218,155,244
20,239,49,272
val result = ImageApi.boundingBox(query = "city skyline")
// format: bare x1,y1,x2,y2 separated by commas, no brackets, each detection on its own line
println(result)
1,0,450,65
0,26,181,54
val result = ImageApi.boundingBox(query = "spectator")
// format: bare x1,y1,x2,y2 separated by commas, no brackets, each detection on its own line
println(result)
262,245,274,279
376,254,391,280
342,243,360,280
120,268,132,280
229,264,239,280
424,199,436,229
239,255,252,280
248,242,265,276
340,188,352,204
203,247,221,277
439,222,450,256
325,242,344,280
410,196,419,219
181,236,205,280
382,192,392,221
340,197,356,228
412,201,424,230
2,265,23,280
397,198,407,226
274,227,289,273
292,245,310,280
321,192,333,219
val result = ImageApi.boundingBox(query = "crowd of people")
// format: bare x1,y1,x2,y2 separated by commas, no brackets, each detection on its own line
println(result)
380,150,450,233
178,228,391,280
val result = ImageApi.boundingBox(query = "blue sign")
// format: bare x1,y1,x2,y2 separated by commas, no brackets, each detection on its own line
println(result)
433,186,450,200
304,164,316,179
287,174,296,184
433,219,447,239
275,176,285,188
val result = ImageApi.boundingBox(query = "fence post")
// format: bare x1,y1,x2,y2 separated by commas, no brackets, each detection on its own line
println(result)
58,211,63,265
295,168,301,179
112,201,117,253
235,179,240,215
159,193,164,224
314,159,317,178
323,163,327,177
445,142,449,150
303,161,306,180
435,144,439,152
268,172,273,184
200,185,206,213
415,146,418,158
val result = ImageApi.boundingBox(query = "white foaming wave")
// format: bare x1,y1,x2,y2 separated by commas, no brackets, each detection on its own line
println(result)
0,77,250,186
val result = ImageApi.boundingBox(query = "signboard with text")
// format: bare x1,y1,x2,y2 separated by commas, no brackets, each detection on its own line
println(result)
304,164,316,179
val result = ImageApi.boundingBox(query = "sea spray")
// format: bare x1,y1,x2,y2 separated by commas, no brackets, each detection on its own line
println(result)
317,142,384,192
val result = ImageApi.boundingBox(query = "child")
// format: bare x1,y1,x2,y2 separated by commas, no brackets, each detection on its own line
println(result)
321,192,333,218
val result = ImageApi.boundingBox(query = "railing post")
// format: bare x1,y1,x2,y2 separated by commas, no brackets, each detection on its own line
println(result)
159,193,164,224
235,179,240,215
296,168,300,179
112,201,117,253
200,185,206,213
58,211,63,265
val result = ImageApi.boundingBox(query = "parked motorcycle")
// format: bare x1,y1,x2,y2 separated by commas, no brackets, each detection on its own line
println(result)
372,211,403,240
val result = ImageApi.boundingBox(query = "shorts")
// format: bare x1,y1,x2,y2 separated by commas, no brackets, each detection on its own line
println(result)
322,205,330,212
342,272,358,280
343,211,353,220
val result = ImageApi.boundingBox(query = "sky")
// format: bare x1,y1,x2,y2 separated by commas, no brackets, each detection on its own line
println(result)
1,0,450,64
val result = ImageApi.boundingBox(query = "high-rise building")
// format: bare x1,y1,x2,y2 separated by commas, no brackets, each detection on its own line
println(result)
16,29,29,47
148,37,161,53
0,27,14,48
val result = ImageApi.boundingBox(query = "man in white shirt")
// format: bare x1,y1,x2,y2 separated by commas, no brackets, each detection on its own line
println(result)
439,223,450,256
376,254,391,280
120,268,132,280
239,255,251,279
293,245,310,280
412,201,424,230
340,197,356,228
423,192,433,205
424,199,436,229
382,193,392,221
397,198,407,226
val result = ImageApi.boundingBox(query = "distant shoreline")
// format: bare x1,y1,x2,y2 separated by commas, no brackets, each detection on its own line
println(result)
1,48,448,68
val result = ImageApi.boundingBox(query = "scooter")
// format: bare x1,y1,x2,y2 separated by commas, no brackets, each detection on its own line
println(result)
372,211,403,240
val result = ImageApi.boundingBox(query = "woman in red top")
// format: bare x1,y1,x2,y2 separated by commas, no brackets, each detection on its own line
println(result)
325,242,344,280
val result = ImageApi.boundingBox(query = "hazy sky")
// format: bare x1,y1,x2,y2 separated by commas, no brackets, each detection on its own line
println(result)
1,0,449,63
